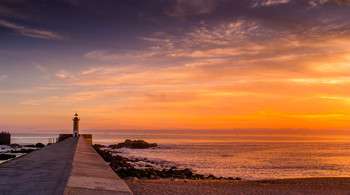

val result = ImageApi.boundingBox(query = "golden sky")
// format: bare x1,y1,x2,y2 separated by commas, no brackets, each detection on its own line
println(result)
0,0,349,133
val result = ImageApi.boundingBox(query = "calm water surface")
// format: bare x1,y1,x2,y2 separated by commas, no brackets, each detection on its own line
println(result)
11,132,350,179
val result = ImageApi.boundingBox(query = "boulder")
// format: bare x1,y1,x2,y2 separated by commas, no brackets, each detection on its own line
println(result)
109,139,158,149
0,154,16,160
93,144,106,150
35,143,45,148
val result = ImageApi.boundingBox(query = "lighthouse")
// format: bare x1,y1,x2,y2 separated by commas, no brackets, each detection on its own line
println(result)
72,113,80,137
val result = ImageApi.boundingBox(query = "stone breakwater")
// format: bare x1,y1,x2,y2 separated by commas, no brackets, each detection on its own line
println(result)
0,137,132,194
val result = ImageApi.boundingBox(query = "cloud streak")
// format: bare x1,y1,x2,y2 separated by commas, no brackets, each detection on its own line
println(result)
20,100,40,106
252,0,290,7
0,20,66,40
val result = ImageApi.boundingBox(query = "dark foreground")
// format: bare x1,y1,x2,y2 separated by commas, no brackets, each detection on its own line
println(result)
126,177,350,195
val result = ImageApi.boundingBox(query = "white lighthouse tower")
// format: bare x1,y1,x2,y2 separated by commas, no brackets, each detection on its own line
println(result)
72,113,80,137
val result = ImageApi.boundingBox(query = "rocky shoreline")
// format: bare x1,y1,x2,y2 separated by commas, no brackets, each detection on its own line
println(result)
93,140,242,181
0,143,45,161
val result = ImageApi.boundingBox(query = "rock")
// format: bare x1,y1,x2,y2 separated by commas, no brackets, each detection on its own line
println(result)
125,176,138,180
10,144,22,148
110,155,133,169
93,148,114,162
10,149,36,153
93,144,106,150
194,174,204,179
0,154,16,160
23,143,44,148
108,139,158,149
206,174,218,180
124,176,132,180
150,175,159,179
35,143,45,148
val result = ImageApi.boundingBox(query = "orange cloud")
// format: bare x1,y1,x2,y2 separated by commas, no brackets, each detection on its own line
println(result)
2,18,350,133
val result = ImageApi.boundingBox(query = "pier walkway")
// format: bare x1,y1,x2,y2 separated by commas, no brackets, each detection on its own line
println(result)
64,137,132,194
0,137,132,195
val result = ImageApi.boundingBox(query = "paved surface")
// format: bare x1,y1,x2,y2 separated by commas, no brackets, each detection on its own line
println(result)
64,137,132,195
0,137,78,195
0,136,132,195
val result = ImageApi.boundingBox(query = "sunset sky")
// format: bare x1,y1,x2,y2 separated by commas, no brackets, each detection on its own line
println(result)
0,0,350,133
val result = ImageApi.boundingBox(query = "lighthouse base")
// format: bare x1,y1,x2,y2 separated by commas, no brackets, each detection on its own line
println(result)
58,134,93,145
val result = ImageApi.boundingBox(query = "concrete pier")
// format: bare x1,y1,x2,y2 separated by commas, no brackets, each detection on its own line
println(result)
0,137,132,195
64,137,132,194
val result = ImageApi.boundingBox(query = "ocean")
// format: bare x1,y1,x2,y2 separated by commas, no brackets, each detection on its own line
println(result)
9,132,350,180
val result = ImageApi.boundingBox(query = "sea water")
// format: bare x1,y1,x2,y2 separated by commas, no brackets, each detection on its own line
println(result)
10,132,350,180
114,141,350,179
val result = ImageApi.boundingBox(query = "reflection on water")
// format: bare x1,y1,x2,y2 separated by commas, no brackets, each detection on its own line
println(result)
92,133,349,145
116,142,350,179
92,133,349,179
10,132,350,179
